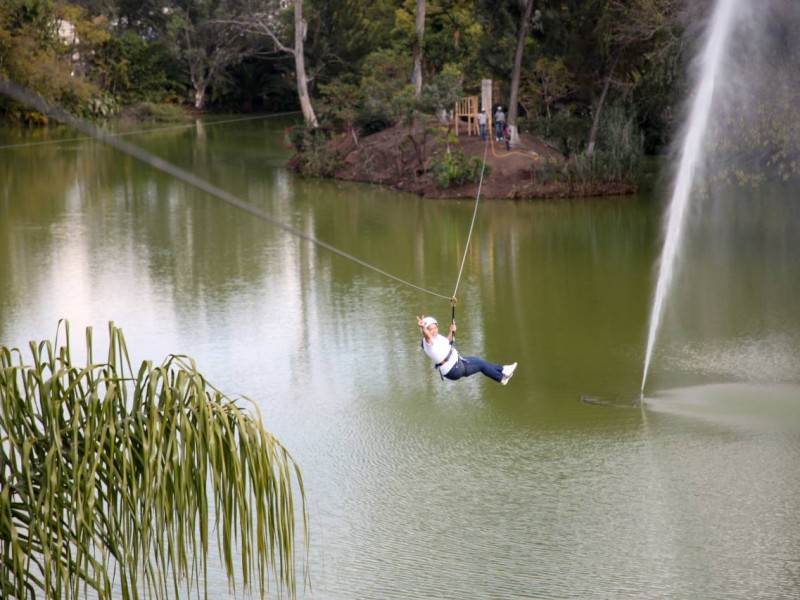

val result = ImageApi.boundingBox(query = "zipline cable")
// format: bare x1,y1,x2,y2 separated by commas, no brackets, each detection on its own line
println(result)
0,78,454,300
449,133,491,311
0,111,300,150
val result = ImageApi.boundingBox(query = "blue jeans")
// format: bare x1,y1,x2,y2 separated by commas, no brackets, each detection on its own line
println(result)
479,124,486,140
444,357,503,382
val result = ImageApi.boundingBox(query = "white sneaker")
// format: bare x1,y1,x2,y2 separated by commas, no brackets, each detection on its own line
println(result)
501,362,517,385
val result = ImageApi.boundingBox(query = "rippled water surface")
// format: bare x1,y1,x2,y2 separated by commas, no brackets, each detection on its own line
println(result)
1,117,799,599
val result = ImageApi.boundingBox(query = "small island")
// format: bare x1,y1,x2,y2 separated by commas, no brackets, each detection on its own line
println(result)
326,116,638,199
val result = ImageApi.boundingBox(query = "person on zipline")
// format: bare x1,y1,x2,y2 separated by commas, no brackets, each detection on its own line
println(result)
417,315,517,384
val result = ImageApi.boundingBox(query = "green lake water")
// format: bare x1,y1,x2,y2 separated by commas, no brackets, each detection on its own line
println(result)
1,116,798,599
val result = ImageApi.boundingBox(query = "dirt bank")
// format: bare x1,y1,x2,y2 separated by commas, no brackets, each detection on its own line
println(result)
330,117,637,199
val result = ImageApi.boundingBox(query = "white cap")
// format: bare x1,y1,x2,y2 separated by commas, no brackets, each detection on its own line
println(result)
422,316,438,328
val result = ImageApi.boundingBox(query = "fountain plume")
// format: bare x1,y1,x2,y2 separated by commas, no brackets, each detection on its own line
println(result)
640,0,743,394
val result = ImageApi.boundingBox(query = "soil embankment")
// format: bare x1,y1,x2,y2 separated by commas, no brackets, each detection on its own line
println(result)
331,118,636,199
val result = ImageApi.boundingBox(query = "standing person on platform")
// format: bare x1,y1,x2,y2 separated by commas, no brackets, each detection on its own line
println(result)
478,108,487,141
494,106,506,141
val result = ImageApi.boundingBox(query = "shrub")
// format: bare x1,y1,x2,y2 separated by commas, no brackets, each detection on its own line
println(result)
354,109,393,136
286,124,340,176
529,105,644,185
318,79,362,133
429,149,488,189
126,101,187,121
416,63,463,119
356,49,415,131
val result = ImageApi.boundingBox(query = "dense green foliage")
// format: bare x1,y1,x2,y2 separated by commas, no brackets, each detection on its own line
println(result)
1,0,798,185
0,0,105,122
0,321,307,600
0,0,686,137
573,106,644,184
429,147,487,189
287,122,340,176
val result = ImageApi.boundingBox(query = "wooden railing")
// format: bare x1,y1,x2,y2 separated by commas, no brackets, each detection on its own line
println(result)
454,96,480,136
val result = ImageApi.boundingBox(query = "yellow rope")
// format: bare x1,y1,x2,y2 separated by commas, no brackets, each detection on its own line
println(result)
489,134,542,160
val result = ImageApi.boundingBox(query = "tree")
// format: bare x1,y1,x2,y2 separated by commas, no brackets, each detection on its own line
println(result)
225,0,318,126
292,0,317,125
162,0,258,109
0,0,105,121
89,30,180,105
522,56,573,120
587,0,683,154
411,0,426,98
507,0,537,145
404,0,483,83
0,322,307,600
318,79,362,142
298,0,384,88
417,62,463,120
357,47,415,129
705,0,800,185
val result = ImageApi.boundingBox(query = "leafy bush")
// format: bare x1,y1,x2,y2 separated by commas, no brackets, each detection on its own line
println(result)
126,101,187,121
535,109,590,157
318,79,362,132
287,124,340,176
429,149,488,188
357,48,415,130
87,93,119,117
707,76,800,186
91,33,183,105
0,0,101,123
530,105,643,185
354,109,394,136
416,63,463,118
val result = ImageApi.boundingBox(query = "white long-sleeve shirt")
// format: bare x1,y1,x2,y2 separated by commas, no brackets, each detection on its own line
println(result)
421,334,459,375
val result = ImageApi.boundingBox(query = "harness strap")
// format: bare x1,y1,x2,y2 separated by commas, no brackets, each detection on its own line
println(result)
434,344,455,369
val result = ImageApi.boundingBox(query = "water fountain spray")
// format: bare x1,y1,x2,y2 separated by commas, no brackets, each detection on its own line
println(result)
640,0,743,397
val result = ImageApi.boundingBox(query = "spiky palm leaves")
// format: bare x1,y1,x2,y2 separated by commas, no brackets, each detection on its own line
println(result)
0,322,307,599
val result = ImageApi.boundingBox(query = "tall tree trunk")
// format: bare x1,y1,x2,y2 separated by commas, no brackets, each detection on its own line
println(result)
294,0,318,127
508,0,535,146
411,0,426,98
189,60,207,109
193,84,205,110
587,53,620,155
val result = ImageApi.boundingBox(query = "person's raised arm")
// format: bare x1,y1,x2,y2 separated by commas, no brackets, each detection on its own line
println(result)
417,315,433,343
447,322,456,342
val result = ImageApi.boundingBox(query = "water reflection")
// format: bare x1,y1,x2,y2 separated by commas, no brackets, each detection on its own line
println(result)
646,383,800,429
0,119,798,599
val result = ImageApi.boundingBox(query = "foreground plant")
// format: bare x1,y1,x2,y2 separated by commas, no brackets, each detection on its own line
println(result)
0,321,307,599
